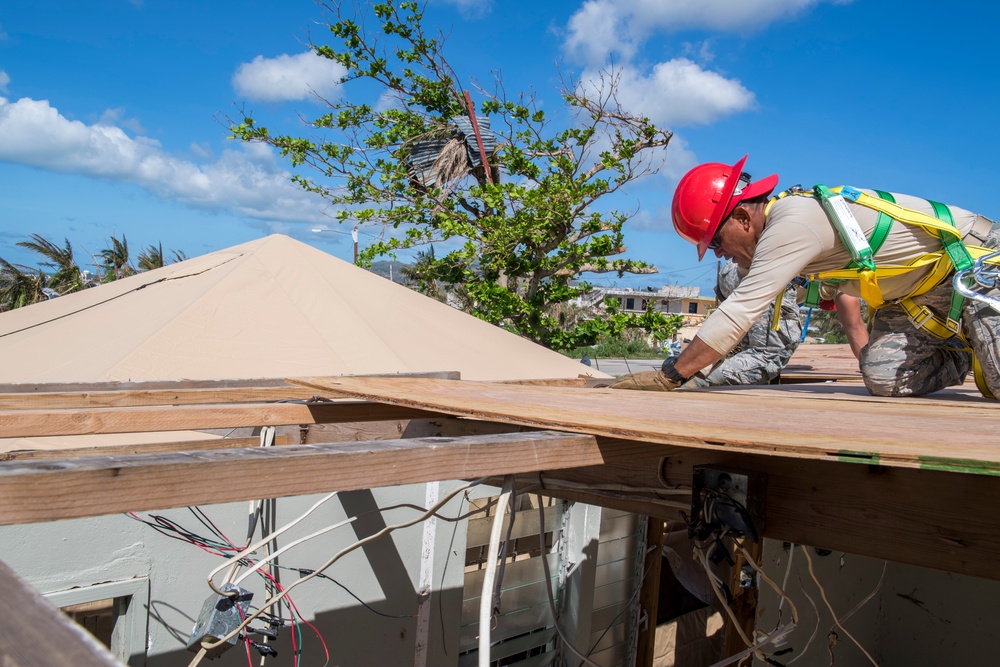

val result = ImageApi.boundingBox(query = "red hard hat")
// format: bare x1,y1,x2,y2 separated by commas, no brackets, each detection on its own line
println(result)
671,155,779,260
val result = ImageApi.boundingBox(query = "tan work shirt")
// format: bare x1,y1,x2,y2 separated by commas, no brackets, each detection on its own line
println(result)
697,191,981,355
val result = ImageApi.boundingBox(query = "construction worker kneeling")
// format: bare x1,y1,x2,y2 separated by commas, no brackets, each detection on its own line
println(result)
610,154,1000,399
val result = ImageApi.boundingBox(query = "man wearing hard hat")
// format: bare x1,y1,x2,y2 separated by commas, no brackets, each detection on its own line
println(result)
612,155,1000,398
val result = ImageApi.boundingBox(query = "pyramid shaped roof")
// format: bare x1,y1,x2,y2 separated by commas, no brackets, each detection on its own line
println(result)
0,234,605,383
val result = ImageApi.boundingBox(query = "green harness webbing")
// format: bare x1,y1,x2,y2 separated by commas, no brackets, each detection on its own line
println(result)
786,186,994,398
800,189,897,310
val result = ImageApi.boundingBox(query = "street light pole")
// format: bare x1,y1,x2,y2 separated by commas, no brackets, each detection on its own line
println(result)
311,226,360,264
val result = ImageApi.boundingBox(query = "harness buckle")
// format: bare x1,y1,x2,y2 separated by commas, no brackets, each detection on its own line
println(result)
908,305,935,330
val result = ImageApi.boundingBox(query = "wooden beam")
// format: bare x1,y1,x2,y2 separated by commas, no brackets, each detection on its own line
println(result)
289,376,1000,475
0,430,668,525
0,435,293,461
0,371,460,394
635,517,665,667
0,373,460,410
0,386,322,410
722,538,762,660
537,444,1000,582
0,559,120,667
0,401,439,438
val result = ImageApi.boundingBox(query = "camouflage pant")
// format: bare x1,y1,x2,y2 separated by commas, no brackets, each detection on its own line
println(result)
861,217,1000,398
687,286,802,387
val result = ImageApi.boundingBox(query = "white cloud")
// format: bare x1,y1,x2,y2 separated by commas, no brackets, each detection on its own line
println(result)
232,52,347,102
564,1,631,65
0,70,9,93
661,135,698,180
564,0,837,65
0,95,329,224
680,40,715,65
436,0,493,18
579,60,755,128
98,107,145,135
189,141,214,158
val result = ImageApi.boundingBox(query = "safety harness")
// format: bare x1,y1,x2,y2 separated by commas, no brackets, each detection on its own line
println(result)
767,185,998,397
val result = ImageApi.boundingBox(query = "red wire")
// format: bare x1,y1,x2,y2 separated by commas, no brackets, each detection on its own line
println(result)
197,508,239,549
132,508,330,665
256,570,300,667
235,600,254,667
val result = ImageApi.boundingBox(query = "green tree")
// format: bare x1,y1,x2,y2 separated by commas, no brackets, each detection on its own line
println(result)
399,246,447,302
0,234,190,311
230,0,682,349
0,258,47,311
99,235,136,283
137,243,187,271
805,301,869,344
138,243,165,271
15,234,88,295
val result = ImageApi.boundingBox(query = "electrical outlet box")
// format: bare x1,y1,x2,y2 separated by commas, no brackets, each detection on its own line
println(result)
691,466,767,541
186,583,253,659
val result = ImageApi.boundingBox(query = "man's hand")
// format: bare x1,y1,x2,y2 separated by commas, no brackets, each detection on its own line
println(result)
608,370,681,391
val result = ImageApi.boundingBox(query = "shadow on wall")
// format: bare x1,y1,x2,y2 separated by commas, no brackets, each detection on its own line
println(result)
144,491,466,666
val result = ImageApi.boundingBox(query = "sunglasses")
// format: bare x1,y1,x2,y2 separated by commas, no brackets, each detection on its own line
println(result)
708,220,728,251
708,172,754,251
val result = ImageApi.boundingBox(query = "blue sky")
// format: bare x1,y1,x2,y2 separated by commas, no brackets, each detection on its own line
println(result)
1,0,997,294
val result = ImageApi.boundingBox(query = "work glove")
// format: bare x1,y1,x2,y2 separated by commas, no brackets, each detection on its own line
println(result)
608,370,681,391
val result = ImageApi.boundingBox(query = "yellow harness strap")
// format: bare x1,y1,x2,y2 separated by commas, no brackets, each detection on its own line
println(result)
786,188,998,397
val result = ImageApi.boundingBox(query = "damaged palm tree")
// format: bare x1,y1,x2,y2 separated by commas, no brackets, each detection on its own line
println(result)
407,115,499,195
231,0,683,350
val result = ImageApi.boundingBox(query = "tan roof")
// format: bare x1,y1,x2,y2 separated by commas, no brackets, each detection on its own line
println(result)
0,234,606,383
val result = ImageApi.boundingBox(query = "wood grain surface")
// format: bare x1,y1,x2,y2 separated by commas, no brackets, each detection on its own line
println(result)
289,376,1000,475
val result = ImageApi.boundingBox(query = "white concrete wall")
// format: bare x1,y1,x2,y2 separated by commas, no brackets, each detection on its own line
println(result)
755,539,1000,666
0,483,471,666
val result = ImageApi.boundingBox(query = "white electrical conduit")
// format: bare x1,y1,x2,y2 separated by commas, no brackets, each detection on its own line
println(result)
801,546,880,666
705,543,800,667
207,489,342,595
479,475,515,667
202,478,484,651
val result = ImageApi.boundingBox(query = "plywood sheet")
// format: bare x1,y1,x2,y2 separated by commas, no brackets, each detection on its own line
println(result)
289,376,1000,475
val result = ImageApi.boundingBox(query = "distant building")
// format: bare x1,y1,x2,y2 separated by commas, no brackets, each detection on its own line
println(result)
580,285,717,324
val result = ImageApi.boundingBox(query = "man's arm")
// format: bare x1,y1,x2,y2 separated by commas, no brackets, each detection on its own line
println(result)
607,335,724,391
674,336,725,379
834,292,868,360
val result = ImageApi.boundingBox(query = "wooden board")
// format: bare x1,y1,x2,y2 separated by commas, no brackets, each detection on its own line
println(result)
0,401,437,438
0,435,291,461
288,376,1000,476
696,382,990,406
0,431,673,525
0,560,120,666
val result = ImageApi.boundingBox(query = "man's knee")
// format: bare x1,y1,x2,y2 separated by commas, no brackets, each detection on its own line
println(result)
860,340,970,397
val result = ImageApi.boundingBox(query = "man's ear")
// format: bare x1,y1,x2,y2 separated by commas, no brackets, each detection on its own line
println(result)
730,205,753,231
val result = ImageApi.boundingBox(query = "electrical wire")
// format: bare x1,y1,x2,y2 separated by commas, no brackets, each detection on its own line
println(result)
146,482,509,663
703,543,800,667
840,560,887,625
534,493,604,667
201,478,487,651
777,543,796,624
538,476,691,512
787,575,820,666
693,542,754,651
227,492,519,588
578,528,665,667
801,546,879,666
740,545,799,627
206,491,344,593
478,475,515,667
